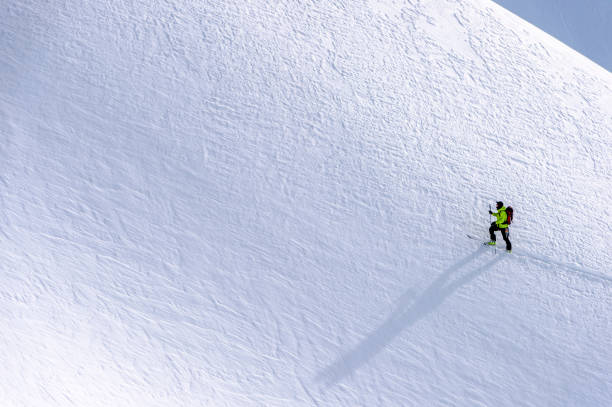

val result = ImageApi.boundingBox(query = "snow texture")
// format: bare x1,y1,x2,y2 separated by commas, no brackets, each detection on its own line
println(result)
492,0,612,72
1,0,611,406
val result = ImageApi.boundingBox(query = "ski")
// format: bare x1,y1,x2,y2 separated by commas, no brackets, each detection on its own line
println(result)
467,234,511,252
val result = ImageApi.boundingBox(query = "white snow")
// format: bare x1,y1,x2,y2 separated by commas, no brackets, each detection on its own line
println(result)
1,0,611,406
492,0,612,72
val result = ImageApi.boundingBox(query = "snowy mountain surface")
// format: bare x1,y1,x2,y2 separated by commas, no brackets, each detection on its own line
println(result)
1,0,611,406
492,0,612,72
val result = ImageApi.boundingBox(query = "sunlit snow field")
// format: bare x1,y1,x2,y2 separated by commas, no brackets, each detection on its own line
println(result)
493,0,612,72
1,0,611,405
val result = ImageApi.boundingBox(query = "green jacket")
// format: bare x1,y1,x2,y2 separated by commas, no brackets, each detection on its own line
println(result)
492,206,509,228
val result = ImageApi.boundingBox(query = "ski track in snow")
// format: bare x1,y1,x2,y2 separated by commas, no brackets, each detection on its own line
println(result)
1,0,611,406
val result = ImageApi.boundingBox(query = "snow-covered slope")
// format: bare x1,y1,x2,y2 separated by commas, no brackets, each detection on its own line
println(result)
492,0,612,72
1,0,611,405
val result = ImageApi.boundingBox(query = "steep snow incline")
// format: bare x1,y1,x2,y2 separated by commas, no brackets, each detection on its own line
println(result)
1,0,611,406
492,0,612,72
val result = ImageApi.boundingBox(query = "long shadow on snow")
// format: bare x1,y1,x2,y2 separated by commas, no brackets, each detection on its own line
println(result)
317,246,503,386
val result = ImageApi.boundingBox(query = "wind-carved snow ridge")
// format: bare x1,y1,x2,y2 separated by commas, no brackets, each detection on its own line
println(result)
1,0,611,406
491,0,612,73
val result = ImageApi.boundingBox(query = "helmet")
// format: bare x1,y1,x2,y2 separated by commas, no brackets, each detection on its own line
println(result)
496,201,504,209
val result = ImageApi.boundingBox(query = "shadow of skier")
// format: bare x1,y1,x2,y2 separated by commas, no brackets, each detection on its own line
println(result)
317,246,503,386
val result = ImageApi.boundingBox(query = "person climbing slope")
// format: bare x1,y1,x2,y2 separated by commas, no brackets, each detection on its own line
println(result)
488,201,512,252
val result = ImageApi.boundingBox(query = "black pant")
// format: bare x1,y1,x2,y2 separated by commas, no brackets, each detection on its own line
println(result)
489,222,512,250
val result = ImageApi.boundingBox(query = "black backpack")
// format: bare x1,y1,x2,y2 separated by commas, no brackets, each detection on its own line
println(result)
506,206,513,225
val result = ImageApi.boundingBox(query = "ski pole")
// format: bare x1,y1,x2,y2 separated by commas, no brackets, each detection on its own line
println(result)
489,204,496,254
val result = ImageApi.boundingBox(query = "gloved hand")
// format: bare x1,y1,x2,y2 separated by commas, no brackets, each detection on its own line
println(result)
488,210,493,214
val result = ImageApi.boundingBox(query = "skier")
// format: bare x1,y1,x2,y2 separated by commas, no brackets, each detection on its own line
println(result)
487,201,512,252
